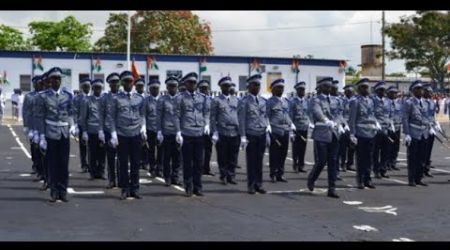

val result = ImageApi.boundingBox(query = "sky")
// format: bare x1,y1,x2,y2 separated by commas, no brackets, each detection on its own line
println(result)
0,10,419,74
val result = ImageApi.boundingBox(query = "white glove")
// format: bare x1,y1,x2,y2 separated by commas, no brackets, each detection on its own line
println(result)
289,131,296,142
157,131,164,144
23,127,28,135
429,127,436,136
265,133,271,147
27,129,34,140
266,124,272,134
110,131,119,148
375,121,382,131
338,125,345,134
325,119,336,128
404,134,412,146
82,131,89,142
435,122,442,133
98,130,105,144
350,134,358,145
290,123,296,132
390,122,395,132
70,125,79,137
176,131,183,146
309,123,315,129
240,136,248,150
140,126,147,141
204,124,210,135
39,135,47,151
344,124,350,132
212,131,219,144
32,130,40,144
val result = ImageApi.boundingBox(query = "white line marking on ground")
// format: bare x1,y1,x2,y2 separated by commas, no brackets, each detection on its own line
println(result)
445,157,450,159
397,158,407,161
155,177,185,192
19,173,31,177
343,201,363,205
139,178,152,184
353,225,378,232
305,161,315,165
10,147,21,150
392,238,414,242
399,163,407,166
69,154,76,158
358,205,398,216
431,168,450,174
67,188,104,195
383,178,408,184
7,125,32,159
5,156,13,160
398,152,406,155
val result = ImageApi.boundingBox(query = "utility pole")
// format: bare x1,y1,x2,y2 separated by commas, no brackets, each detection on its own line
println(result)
127,11,131,71
381,11,386,81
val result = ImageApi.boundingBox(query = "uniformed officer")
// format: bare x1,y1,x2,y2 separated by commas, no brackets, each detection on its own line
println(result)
307,77,340,198
238,74,270,195
35,67,77,202
422,83,438,177
289,81,312,173
134,78,149,171
108,71,146,200
157,76,181,186
198,79,215,176
339,85,356,172
210,76,240,185
386,86,402,171
174,72,210,197
22,75,43,179
330,80,347,181
403,80,429,187
267,79,295,182
143,79,161,179
80,79,106,180
100,73,121,189
371,81,393,179
230,82,237,96
348,78,379,190
178,80,187,93
73,78,91,173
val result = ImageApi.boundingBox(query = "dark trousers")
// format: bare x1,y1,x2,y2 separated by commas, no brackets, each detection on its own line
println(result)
47,136,70,197
246,134,266,191
292,130,308,170
30,140,37,173
387,130,401,168
424,134,434,169
269,133,289,178
87,133,106,178
216,135,240,180
78,125,88,169
145,130,157,170
373,132,389,175
356,136,375,185
31,142,44,178
338,132,355,168
182,135,205,193
162,134,180,182
203,134,213,174
117,135,141,193
308,135,338,191
407,137,426,183
105,131,119,186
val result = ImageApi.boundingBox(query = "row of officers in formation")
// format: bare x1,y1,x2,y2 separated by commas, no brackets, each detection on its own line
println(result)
21,66,444,202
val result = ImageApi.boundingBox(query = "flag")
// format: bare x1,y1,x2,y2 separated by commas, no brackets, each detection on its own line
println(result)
147,56,159,70
339,60,347,73
292,59,300,73
91,57,102,72
1,70,10,85
447,63,450,73
32,56,44,71
199,58,207,73
250,58,261,73
131,59,141,81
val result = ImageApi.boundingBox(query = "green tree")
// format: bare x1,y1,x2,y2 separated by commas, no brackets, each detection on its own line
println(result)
387,72,406,77
385,11,450,90
28,16,92,51
94,11,213,54
0,24,30,50
345,66,357,75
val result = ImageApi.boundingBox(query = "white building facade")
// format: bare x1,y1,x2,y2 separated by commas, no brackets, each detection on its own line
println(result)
0,50,346,98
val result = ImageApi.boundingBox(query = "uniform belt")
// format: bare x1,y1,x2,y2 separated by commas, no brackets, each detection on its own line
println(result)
410,123,425,129
356,124,376,129
315,122,327,126
45,119,69,126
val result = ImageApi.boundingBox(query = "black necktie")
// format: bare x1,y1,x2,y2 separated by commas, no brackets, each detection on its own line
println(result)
255,96,259,105
127,93,131,99
327,96,330,104
56,93,59,98
419,100,423,108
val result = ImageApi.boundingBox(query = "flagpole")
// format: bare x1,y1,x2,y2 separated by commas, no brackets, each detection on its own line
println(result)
90,56,93,79
127,11,131,71
145,56,149,94
31,55,34,80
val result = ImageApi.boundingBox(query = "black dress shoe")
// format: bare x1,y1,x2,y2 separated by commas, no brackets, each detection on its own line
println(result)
106,182,116,189
255,188,266,194
357,184,365,189
248,190,256,195
81,168,88,173
416,181,428,186
60,194,69,202
227,178,237,185
48,196,57,203
340,166,347,172
346,166,356,171
270,176,276,183
298,168,307,173
193,190,204,196
40,182,48,191
381,173,390,178
171,180,181,186
307,179,314,191
408,182,416,187
155,172,163,178
374,173,382,179
424,172,433,178
220,178,228,185
148,170,156,178
276,177,288,182
236,165,242,169
336,175,343,181
164,178,171,187
185,189,193,197
120,190,128,200
131,192,143,199
430,165,435,168
327,190,340,198
391,166,400,171
204,172,215,176
364,183,376,189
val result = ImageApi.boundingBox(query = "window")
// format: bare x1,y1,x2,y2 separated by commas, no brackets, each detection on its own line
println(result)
238,76,247,91
166,70,182,80
93,73,104,82
20,75,31,92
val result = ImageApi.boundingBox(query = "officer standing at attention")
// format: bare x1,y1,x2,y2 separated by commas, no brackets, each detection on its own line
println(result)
266,79,295,183
174,72,210,197
422,83,438,177
289,81,313,173
80,79,106,180
210,76,240,185
339,85,356,172
156,77,181,186
402,80,429,187
108,71,146,200
143,79,161,179
348,78,378,190
198,79,215,176
35,67,77,202
238,74,270,195
100,73,121,189
135,78,149,171
371,81,392,179
330,80,347,181
307,77,340,198
386,86,402,171
73,79,91,173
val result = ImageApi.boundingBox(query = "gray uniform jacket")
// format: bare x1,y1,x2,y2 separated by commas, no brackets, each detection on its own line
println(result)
22,90,38,130
310,94,339,143
174,91,210,137
372,96,393,135
72,93,88,126
156,94,179,136
99,91,118,133
289,96,310,132
80,95,103,134
348,95,379,139
389,98,403,131
237,94,269,137
341,96,352,122
402,97,430,140
143,95,158,133
266,96,293,136
108,91,145,137
210,94,239,137
330,95,347,127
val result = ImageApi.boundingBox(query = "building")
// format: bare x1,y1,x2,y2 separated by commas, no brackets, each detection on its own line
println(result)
0,50,346,98
360,44,383,77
